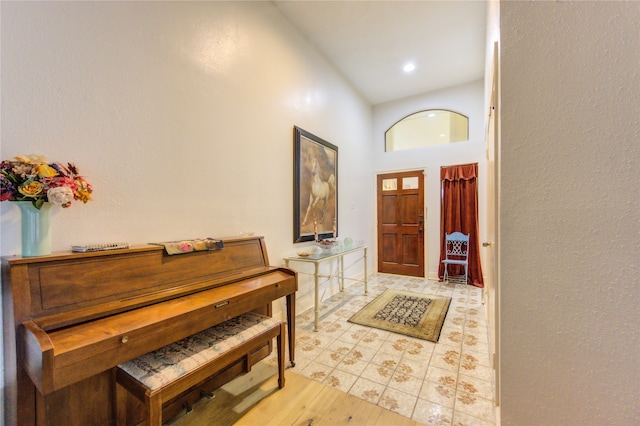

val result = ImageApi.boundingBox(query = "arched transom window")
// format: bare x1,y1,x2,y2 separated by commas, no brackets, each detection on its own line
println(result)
385,109,469,152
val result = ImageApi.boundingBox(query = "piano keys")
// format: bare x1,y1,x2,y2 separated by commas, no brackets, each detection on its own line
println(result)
2,236,297,426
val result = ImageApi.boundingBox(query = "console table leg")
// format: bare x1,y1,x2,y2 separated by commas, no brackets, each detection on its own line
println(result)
364,247,368,295
314,262,319,331
339,255,345,292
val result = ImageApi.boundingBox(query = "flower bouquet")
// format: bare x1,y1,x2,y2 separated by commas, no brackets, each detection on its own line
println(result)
0,154,92,209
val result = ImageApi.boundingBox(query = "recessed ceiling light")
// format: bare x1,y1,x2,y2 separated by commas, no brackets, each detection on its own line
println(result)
403,63,416,73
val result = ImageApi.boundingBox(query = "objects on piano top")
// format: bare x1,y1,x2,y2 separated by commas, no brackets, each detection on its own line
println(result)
155,237,223,255
71,242,130,252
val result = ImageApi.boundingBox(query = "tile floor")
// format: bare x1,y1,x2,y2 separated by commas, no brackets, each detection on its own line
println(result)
270,273,496,426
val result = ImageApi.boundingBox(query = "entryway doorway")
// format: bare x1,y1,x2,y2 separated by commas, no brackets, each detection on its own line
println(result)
376,170,425,277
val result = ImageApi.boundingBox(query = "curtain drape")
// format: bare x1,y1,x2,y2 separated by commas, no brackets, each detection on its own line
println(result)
438,163,484,287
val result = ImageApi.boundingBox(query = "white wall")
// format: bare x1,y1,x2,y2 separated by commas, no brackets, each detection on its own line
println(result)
372,80,487,279
499,1,640,424
0,1,374,416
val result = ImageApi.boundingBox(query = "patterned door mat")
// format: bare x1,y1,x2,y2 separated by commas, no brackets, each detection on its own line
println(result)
348,289,451,342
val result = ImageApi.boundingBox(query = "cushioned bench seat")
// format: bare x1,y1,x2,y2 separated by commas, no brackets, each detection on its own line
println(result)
115,312,285,425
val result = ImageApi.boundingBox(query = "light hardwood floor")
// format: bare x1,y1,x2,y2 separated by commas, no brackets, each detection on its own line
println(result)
166,362,425,426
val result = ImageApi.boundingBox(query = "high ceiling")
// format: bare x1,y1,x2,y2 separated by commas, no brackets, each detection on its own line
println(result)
274,1,488,105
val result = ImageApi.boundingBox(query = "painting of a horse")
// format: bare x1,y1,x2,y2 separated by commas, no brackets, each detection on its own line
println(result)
293,127,338,243
302,156,335,226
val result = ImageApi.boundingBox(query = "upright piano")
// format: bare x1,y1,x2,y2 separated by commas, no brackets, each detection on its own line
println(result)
1,236,297,426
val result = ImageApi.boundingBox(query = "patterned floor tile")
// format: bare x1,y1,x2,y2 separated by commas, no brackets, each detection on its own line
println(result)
461,347,491,368
397,356,430,380
322,368,359,393
355,334,386,351
348,377,386,404
298,361,333,382
379,387,418,418
315,348,346,368
453,411,496,426
325,339,354,355
370,354,399,374
335,355,369,375
425,366,458,389
413,398,454,426
454,391,495,423
457,374,494,401
293,274,495,425
430,347,461,372
345,345,377,364
460,362,493,382
419,380,456,408
388,369,424,395
360,362,394,386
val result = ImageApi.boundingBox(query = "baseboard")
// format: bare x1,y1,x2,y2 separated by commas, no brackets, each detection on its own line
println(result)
428,271,440,281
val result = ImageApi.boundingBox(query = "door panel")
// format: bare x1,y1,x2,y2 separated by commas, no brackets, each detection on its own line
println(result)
402,235,419,265
382,196,397,224
402,195,419,223
382,234,398,263
377,170,425,277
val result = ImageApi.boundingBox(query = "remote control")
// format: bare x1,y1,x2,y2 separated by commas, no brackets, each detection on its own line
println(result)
72,242,130,252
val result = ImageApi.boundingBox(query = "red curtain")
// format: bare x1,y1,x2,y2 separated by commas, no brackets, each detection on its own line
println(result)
438,163,484,288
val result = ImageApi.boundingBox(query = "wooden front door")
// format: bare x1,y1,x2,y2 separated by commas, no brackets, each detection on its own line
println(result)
377,170,425,277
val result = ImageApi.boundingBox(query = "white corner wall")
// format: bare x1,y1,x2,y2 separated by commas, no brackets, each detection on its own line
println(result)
372,80,487,279
0,1,374,417
499,1,640,424
0,1,373,304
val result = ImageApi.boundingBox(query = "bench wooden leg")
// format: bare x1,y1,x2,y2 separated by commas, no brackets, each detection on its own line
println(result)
114,381,127,426
278,322,285,389
146,392,163,426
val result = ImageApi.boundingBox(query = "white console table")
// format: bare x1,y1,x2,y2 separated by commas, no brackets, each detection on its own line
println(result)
284,245,368,331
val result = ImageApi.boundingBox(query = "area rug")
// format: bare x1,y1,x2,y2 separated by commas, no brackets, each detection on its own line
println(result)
348,289,451,342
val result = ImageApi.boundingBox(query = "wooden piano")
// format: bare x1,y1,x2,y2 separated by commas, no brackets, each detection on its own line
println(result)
1,236,297,426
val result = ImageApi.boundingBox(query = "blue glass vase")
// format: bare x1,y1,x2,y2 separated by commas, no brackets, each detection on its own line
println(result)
16,201,52,257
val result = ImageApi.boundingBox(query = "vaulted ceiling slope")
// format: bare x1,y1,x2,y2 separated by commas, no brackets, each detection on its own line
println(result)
273,1,488,105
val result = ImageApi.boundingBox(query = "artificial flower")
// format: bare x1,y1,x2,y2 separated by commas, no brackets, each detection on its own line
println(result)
36,164,58,177
14,154,48,165
47,187,75,208
0,154,93,209
18,181,43,198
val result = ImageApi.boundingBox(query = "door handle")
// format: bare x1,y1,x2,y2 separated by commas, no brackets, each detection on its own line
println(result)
419,228,423,232
482,242,493,247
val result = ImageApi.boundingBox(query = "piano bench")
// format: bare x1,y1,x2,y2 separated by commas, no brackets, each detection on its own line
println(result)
115,312,285,426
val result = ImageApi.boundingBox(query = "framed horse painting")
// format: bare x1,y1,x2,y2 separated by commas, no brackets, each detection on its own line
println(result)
293,126,338,243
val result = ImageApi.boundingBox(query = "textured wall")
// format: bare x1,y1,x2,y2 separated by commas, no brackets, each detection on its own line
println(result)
0,1,374,308
0,2,374,417
500,1,640,424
